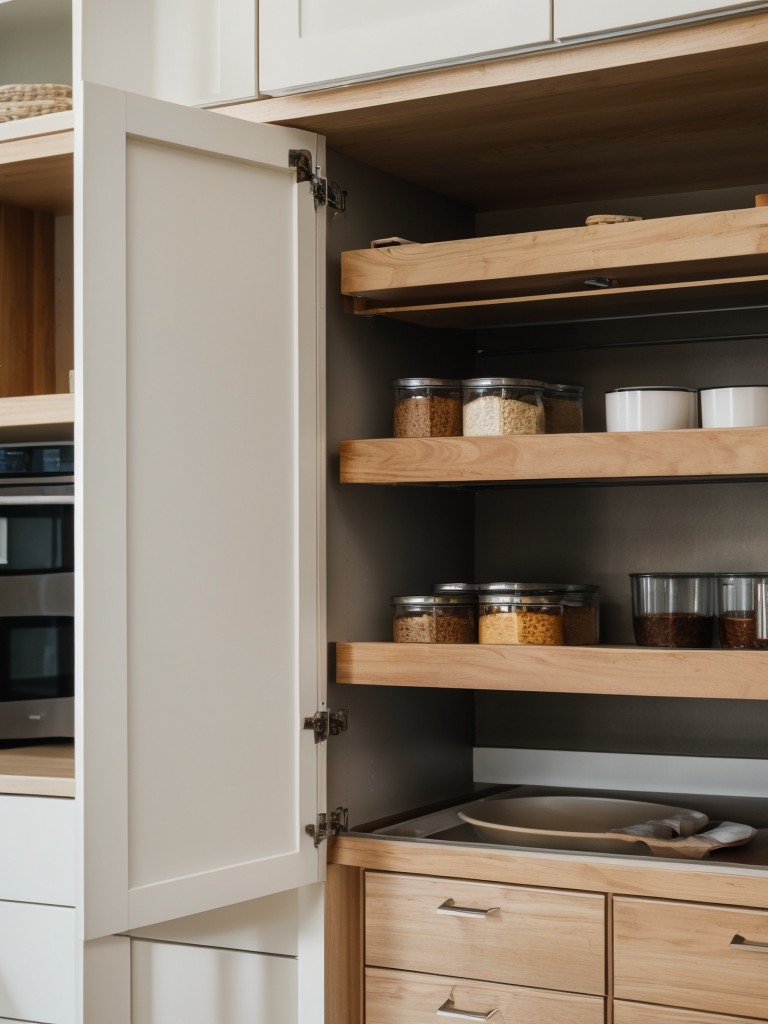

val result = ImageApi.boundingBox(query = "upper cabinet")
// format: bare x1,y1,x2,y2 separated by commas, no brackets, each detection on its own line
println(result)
0,0,257,107
555,1,763,39
257,0,552,95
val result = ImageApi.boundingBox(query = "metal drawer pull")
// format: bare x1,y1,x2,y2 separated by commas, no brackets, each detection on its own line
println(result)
437,997,499,1020
730,934,768,952
436,898,500,918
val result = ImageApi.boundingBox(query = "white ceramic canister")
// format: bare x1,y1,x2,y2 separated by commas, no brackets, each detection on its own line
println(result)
605,386,698,432
699,385,768,428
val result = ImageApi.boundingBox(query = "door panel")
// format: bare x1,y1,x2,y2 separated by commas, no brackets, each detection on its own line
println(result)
259,0,552,94
75,83,324,938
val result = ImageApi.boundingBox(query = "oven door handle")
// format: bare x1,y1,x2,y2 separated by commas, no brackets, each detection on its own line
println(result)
0,496,74,505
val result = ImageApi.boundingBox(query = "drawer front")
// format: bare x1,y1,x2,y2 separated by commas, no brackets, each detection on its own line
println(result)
0,796,74,906
365,872,605,994
366,966,605,1024
0,901,75,1024
615,1001,767,1024
614,897,768,1020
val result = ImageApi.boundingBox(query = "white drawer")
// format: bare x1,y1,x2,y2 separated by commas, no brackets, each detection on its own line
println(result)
0,901,76,1024
0,796,75,906
131,938,297,1024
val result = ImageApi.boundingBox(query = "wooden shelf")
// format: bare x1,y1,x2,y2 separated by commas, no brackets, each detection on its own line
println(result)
0,743,74,797
336,643,768,700
349,274,768,330
221,15,768,210
341,209,768,307
340,427,768,486
0,114,73,215
0,393,74,442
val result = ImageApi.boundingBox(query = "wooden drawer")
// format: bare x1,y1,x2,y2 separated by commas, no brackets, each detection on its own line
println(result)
0,900,75,1024
614,896,768,1020
615,1001,767,1024
365,871,605,994
366,967,605,1024
0,796,74,906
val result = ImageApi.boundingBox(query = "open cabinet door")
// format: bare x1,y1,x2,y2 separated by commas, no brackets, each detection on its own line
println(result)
74,83,326,940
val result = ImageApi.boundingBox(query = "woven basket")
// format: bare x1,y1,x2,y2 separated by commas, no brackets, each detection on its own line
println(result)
0,84,73,122
0,83,72,102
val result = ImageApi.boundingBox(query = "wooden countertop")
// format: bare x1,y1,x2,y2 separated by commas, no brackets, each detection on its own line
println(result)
0,743,75,797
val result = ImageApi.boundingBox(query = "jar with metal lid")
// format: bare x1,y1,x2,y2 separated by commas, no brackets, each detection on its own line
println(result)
392,595,436,643
478,584,563,645
461,378,545,436
630,572,714,648
714,572,768,650
556,584,600,644
434,583,478,643
392,378,462,438
541,383,584,434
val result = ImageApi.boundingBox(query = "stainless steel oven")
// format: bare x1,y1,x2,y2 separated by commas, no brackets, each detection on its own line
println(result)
0,442,74,741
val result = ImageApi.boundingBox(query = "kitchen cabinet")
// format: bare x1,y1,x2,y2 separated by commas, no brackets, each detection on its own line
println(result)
257,0,552,95
0,79,326,1021
0,0,256,106
555,1,765,39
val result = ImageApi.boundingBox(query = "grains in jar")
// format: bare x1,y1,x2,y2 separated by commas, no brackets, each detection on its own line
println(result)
392,378,462,438
462,378,545,436
542,383,584,433
715,572,768,649
392,596,436,643
434,584,478,643
478,591,563,645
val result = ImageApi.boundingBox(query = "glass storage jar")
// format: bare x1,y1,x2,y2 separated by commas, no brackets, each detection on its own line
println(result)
630,572,714,648
541,383,585,434
433,584,477,643
714,572,768,649
392,595,436,643
461,378,545,436
478,584,564,645
392,377,462,438
557,584,600,645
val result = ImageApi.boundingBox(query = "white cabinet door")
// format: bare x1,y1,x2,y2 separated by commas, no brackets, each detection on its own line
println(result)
77,0,257,105
555,1,762,38
75,83,325,940
259,0,552,94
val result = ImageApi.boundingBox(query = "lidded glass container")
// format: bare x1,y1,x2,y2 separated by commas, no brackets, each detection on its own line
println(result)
433,583,478,643
541,383,585,434
714,572,768,650
557,583,600,645
630,572,714,648
461,378,545,436
392,595,436,643
392,377,462,438
478,583,563,645
392,591,477,643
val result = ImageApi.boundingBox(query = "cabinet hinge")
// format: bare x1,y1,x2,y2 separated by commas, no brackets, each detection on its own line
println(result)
289,149,347,213
303,707,348,744
306,807,349,848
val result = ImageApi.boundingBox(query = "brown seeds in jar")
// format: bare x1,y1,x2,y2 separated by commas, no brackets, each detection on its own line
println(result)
393,613,436,643
435,609,476,643
394,394,462,438
479,608,563,645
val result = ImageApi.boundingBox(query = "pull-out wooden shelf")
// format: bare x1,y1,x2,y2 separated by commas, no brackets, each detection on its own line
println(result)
341,208,768,307
340,427,768,485
0,743,75,797
0,394,74,442
0,113,74,215
336,643,768,700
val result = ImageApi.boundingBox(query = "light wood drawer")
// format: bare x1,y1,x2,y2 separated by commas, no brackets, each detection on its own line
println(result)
366,967,605,1024
614,896,768,1020
365,871,605,994
0,900,75,1024
615,1001,767,1024
0,796,74,906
